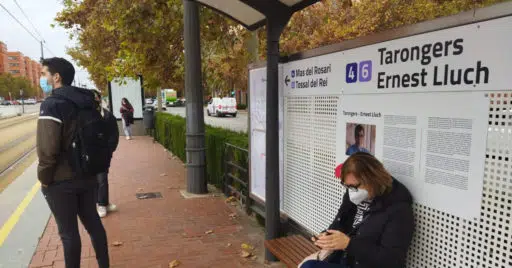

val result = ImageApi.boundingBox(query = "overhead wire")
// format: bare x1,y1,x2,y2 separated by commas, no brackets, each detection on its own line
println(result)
1,2,56,58
0,2,40,43
13,0,44,40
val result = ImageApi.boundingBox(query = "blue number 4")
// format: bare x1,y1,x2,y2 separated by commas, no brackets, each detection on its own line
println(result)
346,63,358,83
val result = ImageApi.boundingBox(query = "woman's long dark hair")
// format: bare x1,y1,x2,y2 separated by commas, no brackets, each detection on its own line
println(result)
121,98,133,109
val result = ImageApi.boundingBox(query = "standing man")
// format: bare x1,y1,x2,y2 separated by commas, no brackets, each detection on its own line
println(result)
37,57,110,268
91,89,119,218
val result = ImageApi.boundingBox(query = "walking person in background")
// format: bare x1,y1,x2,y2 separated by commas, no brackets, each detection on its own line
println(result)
92,89,119,218
37,57,109,268
120,98,134,140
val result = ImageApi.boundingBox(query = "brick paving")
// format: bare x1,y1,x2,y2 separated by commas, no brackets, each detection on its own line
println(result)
29,136,271,268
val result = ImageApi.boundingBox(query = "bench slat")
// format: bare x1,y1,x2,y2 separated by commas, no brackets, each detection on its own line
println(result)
282,236,315,260
265,240,297,267
273,238,304,265
289,235,318,255
265,235,319,268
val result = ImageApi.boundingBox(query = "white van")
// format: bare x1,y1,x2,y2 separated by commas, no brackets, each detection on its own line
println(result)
207,97,237,117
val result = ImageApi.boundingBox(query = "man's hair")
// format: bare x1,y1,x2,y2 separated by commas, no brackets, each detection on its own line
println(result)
341,152,393,197
354,124,364,138
41,57,75,86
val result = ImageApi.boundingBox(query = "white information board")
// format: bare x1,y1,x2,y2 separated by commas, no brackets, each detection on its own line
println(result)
336,92,488,219
109,77,144,120
248,66,284,209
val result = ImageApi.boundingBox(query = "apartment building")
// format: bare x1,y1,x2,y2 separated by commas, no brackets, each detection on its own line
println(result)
0,42,8,74
31,61,41,87
0,41,42,88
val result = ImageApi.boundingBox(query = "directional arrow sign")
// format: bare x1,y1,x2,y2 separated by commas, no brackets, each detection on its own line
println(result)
285,75,290,86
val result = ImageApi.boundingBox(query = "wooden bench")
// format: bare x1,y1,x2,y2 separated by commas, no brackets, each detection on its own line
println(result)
264,235,318,267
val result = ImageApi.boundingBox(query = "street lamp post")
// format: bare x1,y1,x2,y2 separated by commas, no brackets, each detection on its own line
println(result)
19,89,24,114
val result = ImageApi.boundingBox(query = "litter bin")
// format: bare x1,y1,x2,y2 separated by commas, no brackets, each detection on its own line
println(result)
143,105,155,129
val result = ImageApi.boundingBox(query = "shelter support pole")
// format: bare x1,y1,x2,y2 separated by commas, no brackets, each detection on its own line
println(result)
265,15,291,261
184,0,207,194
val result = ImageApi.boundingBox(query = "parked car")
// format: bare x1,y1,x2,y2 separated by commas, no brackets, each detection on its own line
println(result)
145,98,153,105
151,100,166,111
168,99,185,107
25,98,37,105
1,100,11,106
207,97,237,117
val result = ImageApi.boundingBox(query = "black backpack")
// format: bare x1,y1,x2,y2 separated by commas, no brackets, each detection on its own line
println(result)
54,94,111,179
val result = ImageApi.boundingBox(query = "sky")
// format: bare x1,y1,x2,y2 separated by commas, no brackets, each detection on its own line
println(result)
0,0,93,88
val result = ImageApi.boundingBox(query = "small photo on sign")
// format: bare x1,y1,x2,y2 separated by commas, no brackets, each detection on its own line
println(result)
346,123,376,156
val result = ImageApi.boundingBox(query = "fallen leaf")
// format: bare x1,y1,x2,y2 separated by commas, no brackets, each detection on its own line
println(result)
251,255,257,260
137,188,144,192
205,230,214,234
240,250,252,258
225,196,236,203
226,243,232,247
160,173,167,177
112,241,123,246
172,156,177,160
164,149,168,152
169,260,180,268
241,243,254,250
229,213,237,218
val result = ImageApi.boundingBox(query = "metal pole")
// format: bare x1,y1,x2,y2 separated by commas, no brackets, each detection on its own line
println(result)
20,89,24,114
40,41,44,62
265,16,290,261
184,0,207,194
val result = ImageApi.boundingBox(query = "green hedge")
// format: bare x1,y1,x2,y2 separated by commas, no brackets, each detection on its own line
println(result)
154,113,248,189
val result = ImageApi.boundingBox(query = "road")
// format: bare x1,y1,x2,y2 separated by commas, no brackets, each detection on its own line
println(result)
165,107,248,133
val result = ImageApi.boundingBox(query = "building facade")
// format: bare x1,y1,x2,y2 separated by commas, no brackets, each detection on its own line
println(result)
0,42,8,74
0,41,42,97
7,51,27,77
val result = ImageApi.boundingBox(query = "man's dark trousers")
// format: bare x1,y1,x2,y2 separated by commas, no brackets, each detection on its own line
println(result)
42,179,109,268
97,172,109,206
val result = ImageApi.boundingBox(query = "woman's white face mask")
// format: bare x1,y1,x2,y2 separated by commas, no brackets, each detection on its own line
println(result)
348,188,370,205
343,173,370,205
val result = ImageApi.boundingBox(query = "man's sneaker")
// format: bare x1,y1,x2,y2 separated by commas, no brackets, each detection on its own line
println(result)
97,206,107,218
107,203,117,212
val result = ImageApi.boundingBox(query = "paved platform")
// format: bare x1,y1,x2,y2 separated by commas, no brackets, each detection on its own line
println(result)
29,136,269,268
0,162,51,268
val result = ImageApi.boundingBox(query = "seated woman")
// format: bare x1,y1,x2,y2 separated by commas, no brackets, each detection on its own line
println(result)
300,152,414,268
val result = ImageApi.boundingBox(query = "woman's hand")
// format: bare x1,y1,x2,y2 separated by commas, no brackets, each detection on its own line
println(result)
313,230,351,250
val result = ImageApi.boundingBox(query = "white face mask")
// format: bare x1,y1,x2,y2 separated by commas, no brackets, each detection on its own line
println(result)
348,188,370,205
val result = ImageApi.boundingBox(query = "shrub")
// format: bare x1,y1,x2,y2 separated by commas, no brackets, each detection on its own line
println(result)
237,104,247,110
154,112,248,189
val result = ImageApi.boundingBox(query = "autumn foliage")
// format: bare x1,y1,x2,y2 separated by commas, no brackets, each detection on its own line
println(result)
55,0,505,96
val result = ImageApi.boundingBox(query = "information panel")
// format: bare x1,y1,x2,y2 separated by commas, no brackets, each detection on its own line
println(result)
109,77,144,120
335,92,488,219
248,66,284,209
